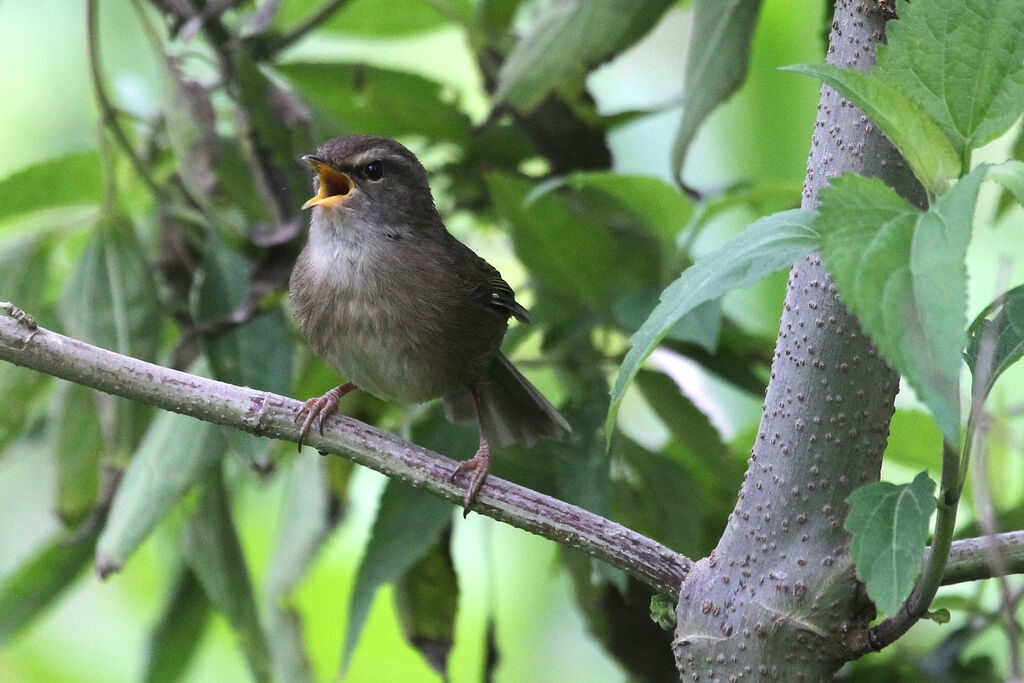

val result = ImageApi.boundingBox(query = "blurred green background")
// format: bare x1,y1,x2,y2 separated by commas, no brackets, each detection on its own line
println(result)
0,0,1022,681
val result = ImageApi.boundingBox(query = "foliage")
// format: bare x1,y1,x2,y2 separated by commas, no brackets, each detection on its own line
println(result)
0,0,1021,680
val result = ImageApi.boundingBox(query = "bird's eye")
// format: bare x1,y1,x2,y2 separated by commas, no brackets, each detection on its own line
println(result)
364,161,384,181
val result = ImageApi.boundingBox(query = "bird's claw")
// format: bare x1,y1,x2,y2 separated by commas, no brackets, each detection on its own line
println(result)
451,443,491,517
295,383,357,450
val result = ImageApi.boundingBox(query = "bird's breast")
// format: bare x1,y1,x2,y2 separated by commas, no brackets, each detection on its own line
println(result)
289,231,499,403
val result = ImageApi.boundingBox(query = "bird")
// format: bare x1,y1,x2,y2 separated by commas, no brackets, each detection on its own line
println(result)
288,134,570,512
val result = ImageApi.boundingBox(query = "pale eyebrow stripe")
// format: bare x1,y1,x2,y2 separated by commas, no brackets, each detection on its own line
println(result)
348,149,409,167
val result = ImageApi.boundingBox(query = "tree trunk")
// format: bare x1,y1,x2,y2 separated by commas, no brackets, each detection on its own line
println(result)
673,1,926,678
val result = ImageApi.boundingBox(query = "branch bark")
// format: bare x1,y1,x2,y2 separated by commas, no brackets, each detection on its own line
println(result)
0,312,689,596
672,1,928,678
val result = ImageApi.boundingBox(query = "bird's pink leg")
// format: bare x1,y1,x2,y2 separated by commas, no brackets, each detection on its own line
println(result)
295,382,357,450
451,385,491,515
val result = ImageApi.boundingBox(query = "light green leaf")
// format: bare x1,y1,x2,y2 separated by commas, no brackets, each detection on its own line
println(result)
965,283,1024,405
142,568,210,683
607,209,819,444
873,0,1024,157
96,411,221,576
264,454,327,683
0,522,101,645
495,0,675,112
50,382,103,525
276,62,471,144
845,471,937,617
275,0,471,36
0,151,103,225
986,159,1024,208
182,474,271,683
59,214,161,361
340,481,452,674
783,63,961,194
817,168,988,445
672,0,763,176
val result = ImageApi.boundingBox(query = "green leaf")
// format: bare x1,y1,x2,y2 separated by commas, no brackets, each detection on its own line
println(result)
965,283,1024,405
59,214,161,453
0,235,52,453
817,169,988,445
986,159,1024,208
340,481,452,673
0,521,101,645
142,568,211,683
182,473,271,683
607,209,819,444
394,531,459,676
276,62,471,144
845,471,937,617
547,171,694,246
488,173,624,306
925,608,952,625
494,0,676,112
873,0,1024,157
96,411,221,576
50,382,103,524
275,0,471,36
783,63,961,194
193,232,292,469
266,454,331,600
650,594,676,630
0,151,103,224
59,214,161,361
672,0,763,176
261,454,326,683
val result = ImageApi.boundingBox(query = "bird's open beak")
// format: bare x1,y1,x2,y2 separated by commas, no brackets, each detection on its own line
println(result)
301,155,354,209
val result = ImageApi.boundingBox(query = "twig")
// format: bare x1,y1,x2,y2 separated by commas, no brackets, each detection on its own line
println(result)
0,314,690,596
86,0,164,200
940,531,1024,586
260,0,352,56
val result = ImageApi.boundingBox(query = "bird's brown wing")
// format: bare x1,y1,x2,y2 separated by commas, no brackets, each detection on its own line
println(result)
452,240,530,323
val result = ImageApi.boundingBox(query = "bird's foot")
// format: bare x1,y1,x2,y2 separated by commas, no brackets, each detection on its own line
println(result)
451,441,490,517
295,382,356,450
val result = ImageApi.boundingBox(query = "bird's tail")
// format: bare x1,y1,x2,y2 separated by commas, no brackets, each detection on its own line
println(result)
443,354,570,447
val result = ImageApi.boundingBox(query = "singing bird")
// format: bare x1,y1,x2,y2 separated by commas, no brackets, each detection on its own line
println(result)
289,135,569,511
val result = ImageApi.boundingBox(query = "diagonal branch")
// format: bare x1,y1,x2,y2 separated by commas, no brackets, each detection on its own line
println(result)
0,311,689,596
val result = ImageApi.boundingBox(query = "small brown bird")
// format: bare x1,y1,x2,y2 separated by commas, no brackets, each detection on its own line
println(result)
289,135,569,511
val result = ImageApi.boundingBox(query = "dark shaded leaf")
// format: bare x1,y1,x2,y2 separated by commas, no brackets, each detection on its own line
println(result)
182,473,271,683
142,567,211,683
394,530,458,676
193,232,292,469
486,173,641,308
277,62,471,144
340,481,452,673
965,283,1024,405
